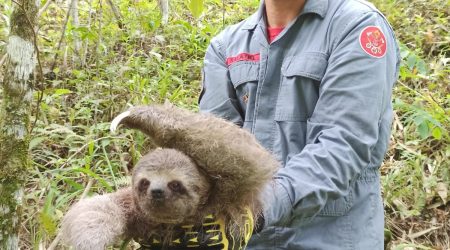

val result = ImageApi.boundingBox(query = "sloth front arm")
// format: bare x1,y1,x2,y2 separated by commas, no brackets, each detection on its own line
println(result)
61,189,132,250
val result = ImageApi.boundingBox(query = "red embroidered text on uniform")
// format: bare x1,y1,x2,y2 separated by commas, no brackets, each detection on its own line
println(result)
359,26,387,58
226,53,260,66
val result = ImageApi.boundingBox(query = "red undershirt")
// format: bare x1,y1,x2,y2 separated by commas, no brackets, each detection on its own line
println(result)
267,27,285,43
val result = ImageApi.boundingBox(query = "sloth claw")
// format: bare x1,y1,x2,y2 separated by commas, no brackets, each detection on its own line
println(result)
110,110,131,133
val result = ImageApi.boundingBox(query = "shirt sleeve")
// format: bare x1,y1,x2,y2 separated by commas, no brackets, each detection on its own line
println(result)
198,35,244,126
263,12,400,227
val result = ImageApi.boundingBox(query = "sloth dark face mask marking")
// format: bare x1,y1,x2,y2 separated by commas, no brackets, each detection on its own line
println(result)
137,177,187,205
132,148,211,224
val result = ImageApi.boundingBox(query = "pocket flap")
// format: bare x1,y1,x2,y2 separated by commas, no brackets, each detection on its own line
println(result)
229,62,259,88
282,52,328,81
318,189,354,217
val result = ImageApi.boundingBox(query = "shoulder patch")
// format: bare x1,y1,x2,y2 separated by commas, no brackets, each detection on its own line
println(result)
359,26,387,58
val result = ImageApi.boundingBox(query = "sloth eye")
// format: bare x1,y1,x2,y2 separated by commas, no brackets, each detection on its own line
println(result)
138,179,150,192
168,180,184,193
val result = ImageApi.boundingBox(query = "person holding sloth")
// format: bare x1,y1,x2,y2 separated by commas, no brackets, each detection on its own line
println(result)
199,0,400,249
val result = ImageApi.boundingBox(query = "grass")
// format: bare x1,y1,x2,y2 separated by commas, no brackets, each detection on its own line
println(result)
0,0,449,249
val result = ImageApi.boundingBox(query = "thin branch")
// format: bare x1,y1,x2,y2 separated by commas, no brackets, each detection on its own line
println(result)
37,0,53,18
50,0,75,71
81,0,93,66
158,0,168,25
30,90,44,133
114,143,129,175
80,179,95,199
94,0,104,75
47,232,62,250
397,80,447,115
71,0,82,63
62,44,68,69
222,0,225,27
106,0,123,28
408,226,442,240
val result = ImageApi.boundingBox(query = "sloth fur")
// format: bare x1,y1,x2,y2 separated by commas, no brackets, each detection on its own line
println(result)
61,104,279,249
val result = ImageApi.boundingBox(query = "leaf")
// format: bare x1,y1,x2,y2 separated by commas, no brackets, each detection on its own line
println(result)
54,89,72,96
39,212,57,236
73,167,113,192
413,114,425,125
384,228,392,242
29,137,46,150
399,44,410,59
39,188,57,236
101,138,111,147
416,59,427,75
73,26,89,35
436,182,448,203
61,177,84,191
189,0,204,18
88,140,95,155
43,187,56,212
406,54,417,70
431,127,442,140
417,122,429,139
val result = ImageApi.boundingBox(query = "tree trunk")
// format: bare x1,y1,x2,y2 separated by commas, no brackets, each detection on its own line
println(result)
158,0,169,25
70,0,82,62
0,0,38,249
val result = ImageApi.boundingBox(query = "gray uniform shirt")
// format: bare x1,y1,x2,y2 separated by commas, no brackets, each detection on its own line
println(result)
199,0,400,249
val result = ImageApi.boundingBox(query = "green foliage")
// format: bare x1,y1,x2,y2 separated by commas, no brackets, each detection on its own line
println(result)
0,2,12,54
189,0,204,18
372,0,450,248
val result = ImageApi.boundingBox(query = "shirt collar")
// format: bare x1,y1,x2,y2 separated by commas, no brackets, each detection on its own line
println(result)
242,0,328,30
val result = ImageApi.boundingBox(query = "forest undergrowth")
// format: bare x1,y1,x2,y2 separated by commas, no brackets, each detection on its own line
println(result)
0,0,449,249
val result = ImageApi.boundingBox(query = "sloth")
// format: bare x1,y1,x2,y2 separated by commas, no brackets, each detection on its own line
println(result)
61,148,211,249
61,104,279,249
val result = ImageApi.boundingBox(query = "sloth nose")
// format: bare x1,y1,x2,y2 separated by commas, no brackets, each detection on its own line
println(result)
151,189,165,199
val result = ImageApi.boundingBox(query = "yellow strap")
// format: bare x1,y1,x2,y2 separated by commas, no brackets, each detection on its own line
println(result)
139,208,254,250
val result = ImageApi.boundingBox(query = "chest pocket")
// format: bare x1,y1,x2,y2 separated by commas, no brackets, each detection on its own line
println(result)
229,62,260,122
275,52,328,121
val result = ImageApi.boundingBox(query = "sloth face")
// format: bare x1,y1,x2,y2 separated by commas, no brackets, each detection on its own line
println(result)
132,148,211,224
